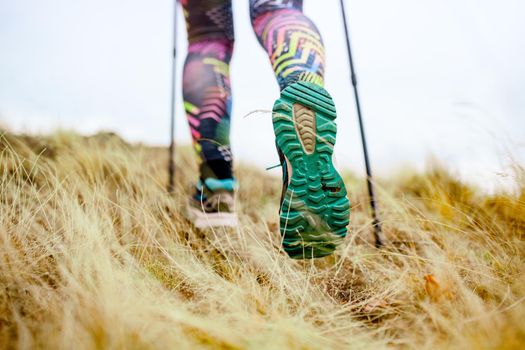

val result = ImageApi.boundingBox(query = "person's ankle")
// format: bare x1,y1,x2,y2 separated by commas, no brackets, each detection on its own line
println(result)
200,159,233,180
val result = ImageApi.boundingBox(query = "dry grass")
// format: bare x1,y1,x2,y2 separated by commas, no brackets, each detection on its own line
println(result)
0,130,524,349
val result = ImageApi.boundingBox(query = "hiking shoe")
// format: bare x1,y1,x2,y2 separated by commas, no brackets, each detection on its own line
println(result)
272,81,350,259
186,178,239,228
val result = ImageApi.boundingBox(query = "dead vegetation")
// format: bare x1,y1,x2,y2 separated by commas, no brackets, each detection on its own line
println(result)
0,130,524,349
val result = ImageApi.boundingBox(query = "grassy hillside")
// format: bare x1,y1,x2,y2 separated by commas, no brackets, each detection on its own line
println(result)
1,131,524,349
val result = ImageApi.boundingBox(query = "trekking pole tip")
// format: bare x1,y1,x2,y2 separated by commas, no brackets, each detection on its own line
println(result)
372,219,386,248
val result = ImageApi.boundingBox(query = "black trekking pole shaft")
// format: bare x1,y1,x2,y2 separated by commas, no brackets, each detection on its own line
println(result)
339,0,385,247
168,0,178,193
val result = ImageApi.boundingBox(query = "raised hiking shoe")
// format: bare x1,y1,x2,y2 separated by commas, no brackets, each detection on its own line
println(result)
273,81,350,259
186,178,239,228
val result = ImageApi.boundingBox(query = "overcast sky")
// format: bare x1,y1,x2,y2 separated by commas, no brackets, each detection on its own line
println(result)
1,0,524,192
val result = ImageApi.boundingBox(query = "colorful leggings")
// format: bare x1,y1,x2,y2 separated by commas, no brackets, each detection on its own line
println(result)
181,0,325,179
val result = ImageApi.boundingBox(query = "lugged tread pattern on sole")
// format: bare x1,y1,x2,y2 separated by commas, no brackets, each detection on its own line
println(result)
293,104,316,154
273,81,351,259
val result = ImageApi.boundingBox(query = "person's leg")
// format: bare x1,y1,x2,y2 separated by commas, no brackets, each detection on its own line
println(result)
182,0,238,227
182,0,234,180
250,0,325,90
250,1,350,259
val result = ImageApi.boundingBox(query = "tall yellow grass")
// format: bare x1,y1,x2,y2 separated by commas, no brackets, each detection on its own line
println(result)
1,131,524,349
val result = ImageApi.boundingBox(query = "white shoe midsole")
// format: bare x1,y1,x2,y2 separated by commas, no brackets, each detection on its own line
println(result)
185,205,239,228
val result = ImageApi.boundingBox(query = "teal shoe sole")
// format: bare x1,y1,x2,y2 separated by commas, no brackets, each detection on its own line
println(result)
273,81,350,259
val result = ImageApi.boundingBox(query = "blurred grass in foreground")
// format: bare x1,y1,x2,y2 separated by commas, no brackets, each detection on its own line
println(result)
0,130,524,349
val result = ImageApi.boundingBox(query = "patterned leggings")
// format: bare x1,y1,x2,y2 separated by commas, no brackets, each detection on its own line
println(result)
181,0,325,179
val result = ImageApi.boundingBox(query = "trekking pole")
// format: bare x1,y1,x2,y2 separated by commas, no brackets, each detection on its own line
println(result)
339,0,385,247
167,0,178,193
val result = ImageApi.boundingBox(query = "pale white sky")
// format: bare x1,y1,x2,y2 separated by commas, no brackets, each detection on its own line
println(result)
1,0,524,192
